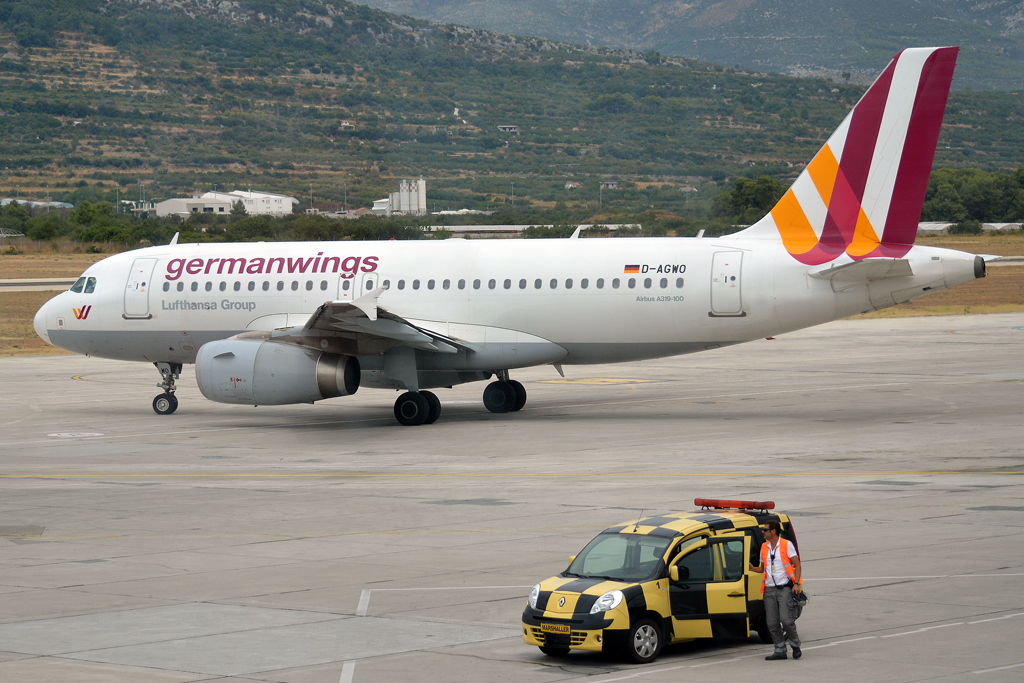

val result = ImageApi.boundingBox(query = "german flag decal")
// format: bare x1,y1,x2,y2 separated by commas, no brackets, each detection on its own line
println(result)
623,265,640,273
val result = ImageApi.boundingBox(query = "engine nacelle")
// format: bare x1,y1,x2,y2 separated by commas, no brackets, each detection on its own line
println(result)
195,338,359,405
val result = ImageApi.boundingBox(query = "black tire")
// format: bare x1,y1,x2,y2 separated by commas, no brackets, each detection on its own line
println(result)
539,646,570,657
394,392,429,426
482,381,515,413
508,380,527,412
421,390,441,424
153,393,177,415
626,618,662,664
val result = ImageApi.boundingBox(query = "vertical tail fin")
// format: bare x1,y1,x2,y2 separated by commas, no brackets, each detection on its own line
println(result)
737,47,958,265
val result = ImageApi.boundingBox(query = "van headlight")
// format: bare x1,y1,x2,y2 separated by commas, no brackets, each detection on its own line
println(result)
528,584,541,609
590,590,623,614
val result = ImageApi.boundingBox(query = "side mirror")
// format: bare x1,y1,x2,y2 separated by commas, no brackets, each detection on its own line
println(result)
669,566,679,582
568,555,576,566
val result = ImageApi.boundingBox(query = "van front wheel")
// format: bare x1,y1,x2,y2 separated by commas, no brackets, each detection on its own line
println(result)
626,618,662,664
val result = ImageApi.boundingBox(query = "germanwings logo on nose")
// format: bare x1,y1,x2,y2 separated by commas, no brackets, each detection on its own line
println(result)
73,306,92,320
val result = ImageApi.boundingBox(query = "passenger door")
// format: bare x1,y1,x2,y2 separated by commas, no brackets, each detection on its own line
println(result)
668,536,751,641
124,257,158,319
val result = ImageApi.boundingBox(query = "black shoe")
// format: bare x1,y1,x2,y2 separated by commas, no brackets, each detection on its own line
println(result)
792,647,802,659
765,652,787,660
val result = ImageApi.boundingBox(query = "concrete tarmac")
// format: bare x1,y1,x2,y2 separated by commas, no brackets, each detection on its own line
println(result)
1,313,1023,682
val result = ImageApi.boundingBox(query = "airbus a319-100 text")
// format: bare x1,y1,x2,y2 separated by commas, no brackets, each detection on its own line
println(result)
35,47,987,426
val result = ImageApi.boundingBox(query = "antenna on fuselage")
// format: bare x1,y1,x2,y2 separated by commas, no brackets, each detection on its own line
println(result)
169,232,179,246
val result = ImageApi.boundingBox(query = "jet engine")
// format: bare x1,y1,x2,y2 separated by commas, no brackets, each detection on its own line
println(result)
195,338,359,405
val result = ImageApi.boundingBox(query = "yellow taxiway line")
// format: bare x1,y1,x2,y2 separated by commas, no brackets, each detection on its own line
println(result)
0,470,1021,479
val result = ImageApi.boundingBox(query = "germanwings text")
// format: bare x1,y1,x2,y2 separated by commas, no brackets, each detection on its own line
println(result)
164,253,379,281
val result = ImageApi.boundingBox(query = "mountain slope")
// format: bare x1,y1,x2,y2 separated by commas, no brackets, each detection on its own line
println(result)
357,0,1024,90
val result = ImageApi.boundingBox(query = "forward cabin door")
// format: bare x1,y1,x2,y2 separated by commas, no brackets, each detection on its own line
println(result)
124,257,158,319
668,536,750,641
710,251,743,316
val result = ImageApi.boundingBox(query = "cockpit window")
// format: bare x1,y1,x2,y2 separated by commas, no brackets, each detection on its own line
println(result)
70,277,86,293
84,277,97,294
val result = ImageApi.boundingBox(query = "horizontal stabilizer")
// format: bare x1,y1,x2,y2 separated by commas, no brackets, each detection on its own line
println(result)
810,258,913,283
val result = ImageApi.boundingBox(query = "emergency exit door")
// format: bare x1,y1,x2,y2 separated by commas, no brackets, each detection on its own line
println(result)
124,257,158,318
710,251,743,316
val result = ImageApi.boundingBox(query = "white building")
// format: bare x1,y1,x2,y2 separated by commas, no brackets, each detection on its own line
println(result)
371,178,427,216
156,195,232,218
203,190,299,216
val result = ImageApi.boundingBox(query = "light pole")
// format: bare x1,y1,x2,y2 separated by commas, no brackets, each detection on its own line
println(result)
511,181,514,207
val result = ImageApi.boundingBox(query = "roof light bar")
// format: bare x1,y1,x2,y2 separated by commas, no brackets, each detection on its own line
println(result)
694,498,775,511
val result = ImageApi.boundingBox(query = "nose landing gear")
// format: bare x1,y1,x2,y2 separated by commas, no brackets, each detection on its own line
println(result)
152,362,182,415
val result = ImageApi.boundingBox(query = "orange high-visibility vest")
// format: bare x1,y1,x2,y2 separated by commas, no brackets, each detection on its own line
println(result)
760,538,801,594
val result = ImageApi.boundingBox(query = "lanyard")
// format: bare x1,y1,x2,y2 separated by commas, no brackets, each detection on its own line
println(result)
768,543,779,586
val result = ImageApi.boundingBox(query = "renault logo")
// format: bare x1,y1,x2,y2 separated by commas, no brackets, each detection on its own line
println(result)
558,597,565,607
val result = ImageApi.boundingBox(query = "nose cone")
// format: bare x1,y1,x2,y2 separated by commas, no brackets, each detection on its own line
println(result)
34,299,51,345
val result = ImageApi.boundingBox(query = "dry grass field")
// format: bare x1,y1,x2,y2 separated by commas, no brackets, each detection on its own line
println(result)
1,237,1022,356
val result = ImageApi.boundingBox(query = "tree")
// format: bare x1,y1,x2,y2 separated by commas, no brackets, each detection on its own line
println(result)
842,71,851,83
231,199,247,217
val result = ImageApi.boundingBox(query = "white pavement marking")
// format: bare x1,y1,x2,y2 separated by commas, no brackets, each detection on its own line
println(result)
356,590,371,617
804,635,878,650
808,574,1024,581
339,660,356,683
968,612,1024,624
972,662,1024,674
880,622,963,638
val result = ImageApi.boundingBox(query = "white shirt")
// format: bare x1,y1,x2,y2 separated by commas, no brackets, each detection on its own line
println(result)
766,539,798,586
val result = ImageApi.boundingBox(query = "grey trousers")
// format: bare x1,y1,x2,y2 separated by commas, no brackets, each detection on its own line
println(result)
764,585,801,652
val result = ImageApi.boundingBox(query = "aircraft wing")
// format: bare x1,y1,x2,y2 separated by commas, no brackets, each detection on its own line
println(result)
270,286,465,354
809,258,913,283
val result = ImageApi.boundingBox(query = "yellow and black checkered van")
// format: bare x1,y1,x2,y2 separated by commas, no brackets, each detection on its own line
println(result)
522,499,798,663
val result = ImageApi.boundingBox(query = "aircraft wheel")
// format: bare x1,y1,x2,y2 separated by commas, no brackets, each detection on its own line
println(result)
394,391,429,426
482,381,515,413
420,390,441,424
153,393,178,415
508,380,527,412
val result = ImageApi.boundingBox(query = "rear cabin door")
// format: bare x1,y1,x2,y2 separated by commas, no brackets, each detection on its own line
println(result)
668,536,750,641
710,251,743,316
124,257,158,318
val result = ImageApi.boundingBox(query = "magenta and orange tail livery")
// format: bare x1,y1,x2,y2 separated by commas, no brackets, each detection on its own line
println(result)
739,47,959,265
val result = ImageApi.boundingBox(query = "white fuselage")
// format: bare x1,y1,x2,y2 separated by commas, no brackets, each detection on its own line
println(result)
35,236,980,389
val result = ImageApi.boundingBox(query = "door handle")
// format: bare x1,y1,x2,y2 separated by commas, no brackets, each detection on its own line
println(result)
727,592,746,598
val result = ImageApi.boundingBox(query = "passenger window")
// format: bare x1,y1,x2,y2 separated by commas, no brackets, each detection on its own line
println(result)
534,279,542,289
70,277,86,293
277,281,284,291
320,280,328,291
206,282,213,292
503,279,511,289
303,281,311,291
84,277,97,293
177,282,184,292
612,278,620,289
488,279,496,289
628,278,636,289
565,278,573,289
398,280,405,290
443,279,450,290
413,279,420,290
236,282,242,291
220,282,227,292
596,278,604,289
674,546,714,583
248,281,255,292
192,282,198,292
643,278,651,288
428,279,435,290
473,279,481,289
676,278,684,288
262,281,269,291
519,279,527,289
382,280,390,289
660,278,668,289
163,282,170,292
458,279,466,289
549,279,557,289
581,278,588,289
291,281,298,291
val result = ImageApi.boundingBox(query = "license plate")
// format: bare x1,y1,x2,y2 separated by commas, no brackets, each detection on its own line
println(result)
541,623,571,635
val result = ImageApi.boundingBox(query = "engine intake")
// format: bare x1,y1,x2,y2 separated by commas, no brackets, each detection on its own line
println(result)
195,338,359,405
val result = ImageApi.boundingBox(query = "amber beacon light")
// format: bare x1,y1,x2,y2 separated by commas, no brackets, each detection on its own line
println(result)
695,498,775,512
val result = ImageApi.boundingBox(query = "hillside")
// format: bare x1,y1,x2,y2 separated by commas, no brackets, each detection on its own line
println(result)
357,0,1024,91
0,0,1022,218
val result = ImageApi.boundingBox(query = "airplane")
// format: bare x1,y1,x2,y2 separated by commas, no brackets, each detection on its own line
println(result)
35,46,986,426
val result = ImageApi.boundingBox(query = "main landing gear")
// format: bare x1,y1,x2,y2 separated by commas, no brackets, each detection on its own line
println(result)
152,362,182,415
482,372,527,414
394,390,441,426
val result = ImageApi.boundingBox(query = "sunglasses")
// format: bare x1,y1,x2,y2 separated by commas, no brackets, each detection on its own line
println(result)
761,527,775,533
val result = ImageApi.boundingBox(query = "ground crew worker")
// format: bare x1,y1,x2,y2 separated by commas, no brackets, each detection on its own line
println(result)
749,520,802,660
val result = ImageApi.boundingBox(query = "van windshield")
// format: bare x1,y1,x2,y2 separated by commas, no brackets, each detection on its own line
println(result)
565,533,673,583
